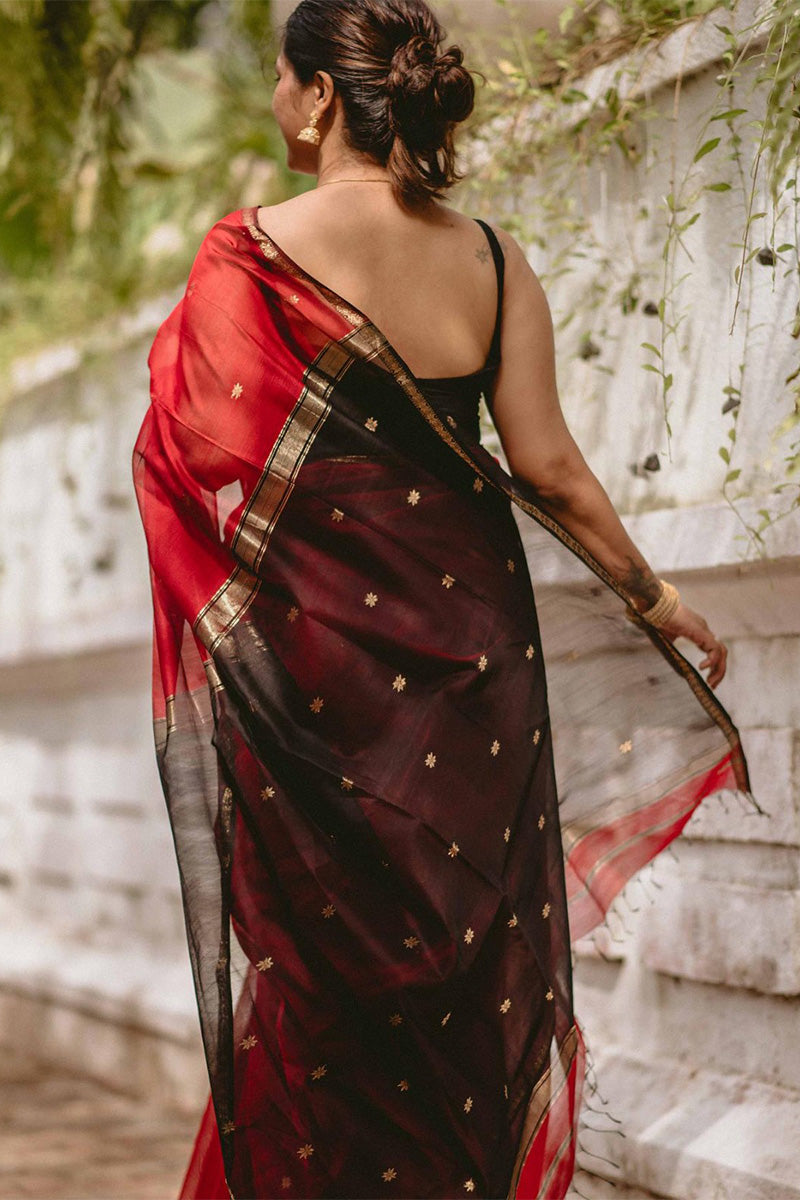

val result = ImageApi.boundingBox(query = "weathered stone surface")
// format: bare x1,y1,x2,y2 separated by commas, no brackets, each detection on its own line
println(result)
573,1046,800,1200
576,956,800,1094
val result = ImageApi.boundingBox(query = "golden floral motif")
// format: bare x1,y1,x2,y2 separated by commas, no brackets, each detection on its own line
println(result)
297,1143,314,1160
222,786,232,804
446,414,457,427
389,1012,403,1026
288,293,300,304
500,997,511,1013
382,1168,398,1182
546,988,554,1001
287,606,300,622
261,786,275,800
365,416,378,432
310,1064,327,1080
309,696,324,714
441,1011,451,1026
542,901,551,919
508,913,518,927
619,739,633,753
321,903,336,918
464,1180,476,1192
222,1121,236,1135
532,728,541,744
364,591,378,607
397,1079,409,1091
525,644,535,660
477,654,488,671
507,559,515,573
256,956,273,971
490,739,500,756
473,477,484,493
392,674,407,692
240,1034,258,1050
230,382,243,400
448,841,460,857
503,826,511,842
281,1177,292,1190
341,777,354,790
425,752,437,768
441,573,455,588
464,927,474,944
504,1083,509,1099
403,935,420,949
331,508,344,522
217,955,228,969
538,814,545,830
407,489,421,506
463,1096,473,1113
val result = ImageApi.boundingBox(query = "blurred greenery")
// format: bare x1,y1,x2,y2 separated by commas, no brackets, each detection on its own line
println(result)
0,0,302,381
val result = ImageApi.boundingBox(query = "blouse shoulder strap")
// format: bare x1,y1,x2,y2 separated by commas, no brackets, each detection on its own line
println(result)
473,218,505,360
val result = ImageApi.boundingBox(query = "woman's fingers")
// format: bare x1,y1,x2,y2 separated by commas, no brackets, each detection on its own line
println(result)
664,604,727,686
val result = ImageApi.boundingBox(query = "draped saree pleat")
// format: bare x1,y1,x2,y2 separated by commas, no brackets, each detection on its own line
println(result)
132,207,755,1200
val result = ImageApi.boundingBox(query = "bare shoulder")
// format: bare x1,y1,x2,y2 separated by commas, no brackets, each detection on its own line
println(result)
255,192,318,235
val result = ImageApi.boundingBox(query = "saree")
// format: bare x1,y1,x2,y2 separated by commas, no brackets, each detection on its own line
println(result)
132,206,755,1200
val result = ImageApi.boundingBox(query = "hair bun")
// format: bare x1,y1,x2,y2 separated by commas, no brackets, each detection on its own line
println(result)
387,34,472,141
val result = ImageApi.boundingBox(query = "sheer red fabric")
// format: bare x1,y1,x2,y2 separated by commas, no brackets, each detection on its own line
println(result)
133,207,754,1199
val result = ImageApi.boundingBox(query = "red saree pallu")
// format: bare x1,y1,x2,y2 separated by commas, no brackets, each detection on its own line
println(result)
133,207,756,1200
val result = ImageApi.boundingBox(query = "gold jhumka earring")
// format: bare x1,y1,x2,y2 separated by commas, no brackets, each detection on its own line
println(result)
296,109,320,145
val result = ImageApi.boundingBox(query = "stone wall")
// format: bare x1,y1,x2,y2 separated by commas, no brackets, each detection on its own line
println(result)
0,295,208,1112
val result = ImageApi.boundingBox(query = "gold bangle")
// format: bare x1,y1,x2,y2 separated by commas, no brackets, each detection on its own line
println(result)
640,580,680,627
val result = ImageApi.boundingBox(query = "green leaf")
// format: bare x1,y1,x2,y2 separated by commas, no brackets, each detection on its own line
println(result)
710,108,747,121
641,363,661,373
725,469,741,483
719,446,730,464
664,373,674,392
640,342,661,357
694,137,721,162
705,181,732,191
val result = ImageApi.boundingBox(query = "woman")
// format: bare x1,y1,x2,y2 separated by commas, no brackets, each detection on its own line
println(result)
133,1,756,1197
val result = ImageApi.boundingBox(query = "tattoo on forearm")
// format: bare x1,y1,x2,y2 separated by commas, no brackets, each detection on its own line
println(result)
619,556,662,609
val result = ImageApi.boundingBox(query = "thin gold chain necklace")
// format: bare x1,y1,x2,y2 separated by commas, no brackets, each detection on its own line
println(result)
316,178,393,187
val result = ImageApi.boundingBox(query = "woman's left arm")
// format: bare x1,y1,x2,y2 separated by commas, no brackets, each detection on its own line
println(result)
488,227,728,687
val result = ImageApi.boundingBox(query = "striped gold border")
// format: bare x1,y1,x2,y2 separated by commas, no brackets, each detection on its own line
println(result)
506,1024,579,1197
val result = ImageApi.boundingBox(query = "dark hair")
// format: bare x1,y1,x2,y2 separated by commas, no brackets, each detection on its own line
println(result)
280,0,477,210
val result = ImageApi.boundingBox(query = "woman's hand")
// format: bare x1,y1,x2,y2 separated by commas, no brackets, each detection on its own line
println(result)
656,601,728,688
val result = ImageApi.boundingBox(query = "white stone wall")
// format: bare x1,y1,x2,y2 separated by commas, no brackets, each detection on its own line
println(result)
0,294,208,1111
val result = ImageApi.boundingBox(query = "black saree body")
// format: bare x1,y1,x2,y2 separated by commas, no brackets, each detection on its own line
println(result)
132,207,754,1200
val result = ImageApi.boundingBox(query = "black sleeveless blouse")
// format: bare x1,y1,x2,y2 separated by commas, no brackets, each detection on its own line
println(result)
414,218,504,442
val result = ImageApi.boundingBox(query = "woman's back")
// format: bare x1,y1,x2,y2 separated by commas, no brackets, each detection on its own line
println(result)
256,191,505,381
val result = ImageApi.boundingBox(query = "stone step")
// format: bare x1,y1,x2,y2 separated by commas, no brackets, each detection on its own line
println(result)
578,1047,800,1200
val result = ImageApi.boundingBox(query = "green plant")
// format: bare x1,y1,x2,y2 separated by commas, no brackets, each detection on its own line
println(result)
462,0,800,551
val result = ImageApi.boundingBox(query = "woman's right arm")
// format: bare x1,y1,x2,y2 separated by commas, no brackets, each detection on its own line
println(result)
487,227,728,688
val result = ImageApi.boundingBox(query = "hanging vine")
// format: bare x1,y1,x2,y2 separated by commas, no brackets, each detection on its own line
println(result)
462,0,800,550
